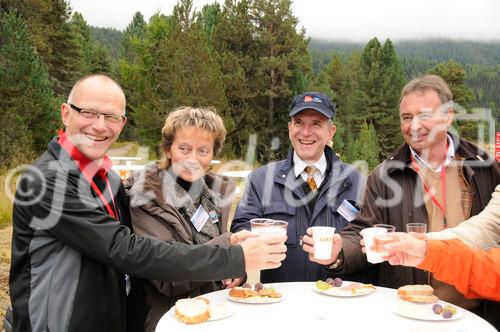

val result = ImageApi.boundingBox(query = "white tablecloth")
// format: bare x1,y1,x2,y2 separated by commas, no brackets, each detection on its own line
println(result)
156,282,496,331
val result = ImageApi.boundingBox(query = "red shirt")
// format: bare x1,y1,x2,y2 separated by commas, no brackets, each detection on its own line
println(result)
58,132,118,219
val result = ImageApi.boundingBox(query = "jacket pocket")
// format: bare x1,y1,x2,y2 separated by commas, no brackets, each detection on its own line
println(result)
262,202,297,247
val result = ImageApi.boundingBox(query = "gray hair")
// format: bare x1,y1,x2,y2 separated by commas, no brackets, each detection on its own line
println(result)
400,74,453,106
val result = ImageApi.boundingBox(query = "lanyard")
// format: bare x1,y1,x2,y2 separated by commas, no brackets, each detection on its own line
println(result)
57,134,118,219
410,144,448,228
86,175,118,219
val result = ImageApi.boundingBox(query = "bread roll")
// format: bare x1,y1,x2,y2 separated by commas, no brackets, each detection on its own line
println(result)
397,284,434,296
175,298,210,324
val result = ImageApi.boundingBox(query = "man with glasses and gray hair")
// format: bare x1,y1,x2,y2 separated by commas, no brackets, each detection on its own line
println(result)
9,74,287,332
302,74,499,327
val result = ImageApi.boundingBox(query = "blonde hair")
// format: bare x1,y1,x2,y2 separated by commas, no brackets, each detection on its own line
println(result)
400,74,453,105
159,107,227,169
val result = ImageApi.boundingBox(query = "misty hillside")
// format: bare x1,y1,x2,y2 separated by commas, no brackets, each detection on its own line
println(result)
309,38,500,72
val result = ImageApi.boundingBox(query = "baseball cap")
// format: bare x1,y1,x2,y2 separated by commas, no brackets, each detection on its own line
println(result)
288,92,336,119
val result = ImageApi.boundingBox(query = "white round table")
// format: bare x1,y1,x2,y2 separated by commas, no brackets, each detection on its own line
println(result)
156,282,496,331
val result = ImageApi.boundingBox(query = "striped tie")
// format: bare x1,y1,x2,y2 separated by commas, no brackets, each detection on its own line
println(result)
305,166,318,192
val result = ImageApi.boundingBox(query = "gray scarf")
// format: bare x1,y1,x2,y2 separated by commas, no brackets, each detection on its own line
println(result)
161,170,222,244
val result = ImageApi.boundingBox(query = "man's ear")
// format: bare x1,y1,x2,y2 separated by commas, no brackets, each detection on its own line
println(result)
61,103,71,126
329,125,337,139
445,107,454,127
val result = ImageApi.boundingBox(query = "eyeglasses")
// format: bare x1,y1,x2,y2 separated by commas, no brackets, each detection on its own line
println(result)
69,103,126,125
400,112,440,124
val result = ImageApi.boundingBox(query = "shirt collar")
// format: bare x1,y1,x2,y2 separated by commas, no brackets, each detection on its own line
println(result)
58,131,113,179
293,151,327,177
409,134,455,172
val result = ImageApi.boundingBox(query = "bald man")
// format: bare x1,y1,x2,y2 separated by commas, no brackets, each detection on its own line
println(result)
9,74,286,332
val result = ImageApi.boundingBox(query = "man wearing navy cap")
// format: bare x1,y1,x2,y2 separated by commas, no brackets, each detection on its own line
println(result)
231,92,366,283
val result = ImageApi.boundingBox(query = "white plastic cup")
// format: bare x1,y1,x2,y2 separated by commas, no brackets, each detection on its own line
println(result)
311,226,336,260
250,218,287,236
361,227,389,264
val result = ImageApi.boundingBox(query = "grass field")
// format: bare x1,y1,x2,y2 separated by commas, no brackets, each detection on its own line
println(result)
0,172,15,230
0,170,14,323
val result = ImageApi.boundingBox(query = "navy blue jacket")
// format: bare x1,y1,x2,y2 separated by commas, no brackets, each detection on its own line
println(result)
231,147,366,282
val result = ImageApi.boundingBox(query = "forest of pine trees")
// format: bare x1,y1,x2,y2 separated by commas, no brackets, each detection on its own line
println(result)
1,0,498,170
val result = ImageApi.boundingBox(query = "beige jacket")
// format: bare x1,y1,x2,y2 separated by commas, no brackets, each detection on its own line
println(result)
125,162,236,331
428,184,500,249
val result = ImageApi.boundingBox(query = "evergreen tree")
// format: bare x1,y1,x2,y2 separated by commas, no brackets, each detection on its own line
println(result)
122,0,229,155
310,52,360,152
343,121,380,174
211,0,256,158
90,26,123,59
0,10,58,166
117,13,171,145
41,0,81,96
353,38,403,159
308,54,339,103
250,0,312,162
116,11,150,141
90,43,112,73
70,12,111,75
120,11,146,62
159,0,228,114
198,3,222,47
430,61,477,142
70,12,94,74
356,121,380,171
4,0,81,96
331,119,346,158
430,60,474,109
379,39,404,152
70,12,112,75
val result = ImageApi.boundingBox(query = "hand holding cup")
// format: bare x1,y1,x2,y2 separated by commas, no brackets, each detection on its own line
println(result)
302,227,342,265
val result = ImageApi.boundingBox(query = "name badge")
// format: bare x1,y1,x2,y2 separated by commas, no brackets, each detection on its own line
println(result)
336,199,359,222
190,205,209,232
209,210,219,223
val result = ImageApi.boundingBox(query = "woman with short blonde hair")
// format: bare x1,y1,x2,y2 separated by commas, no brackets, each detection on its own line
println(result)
126,106,249,332
159,107,226,169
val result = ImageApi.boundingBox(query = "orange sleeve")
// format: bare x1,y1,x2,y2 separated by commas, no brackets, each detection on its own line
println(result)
417,239,500,301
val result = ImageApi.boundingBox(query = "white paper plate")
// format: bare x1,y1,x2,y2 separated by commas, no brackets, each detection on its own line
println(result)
391,299,463,321
313,281,375,297
207,302,236,321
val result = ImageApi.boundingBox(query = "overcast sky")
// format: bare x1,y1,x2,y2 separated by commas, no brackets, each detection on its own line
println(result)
68,0,500,42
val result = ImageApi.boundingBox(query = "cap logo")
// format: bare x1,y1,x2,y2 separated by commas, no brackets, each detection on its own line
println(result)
312,96,323,103
304,95,323,104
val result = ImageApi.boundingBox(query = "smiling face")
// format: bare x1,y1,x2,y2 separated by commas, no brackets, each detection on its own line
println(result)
61,77,126,162
399,89,453,155
288,109,336,163
166,127,215,183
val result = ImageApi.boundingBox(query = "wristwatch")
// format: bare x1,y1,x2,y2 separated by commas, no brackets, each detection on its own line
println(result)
326,249,344,270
